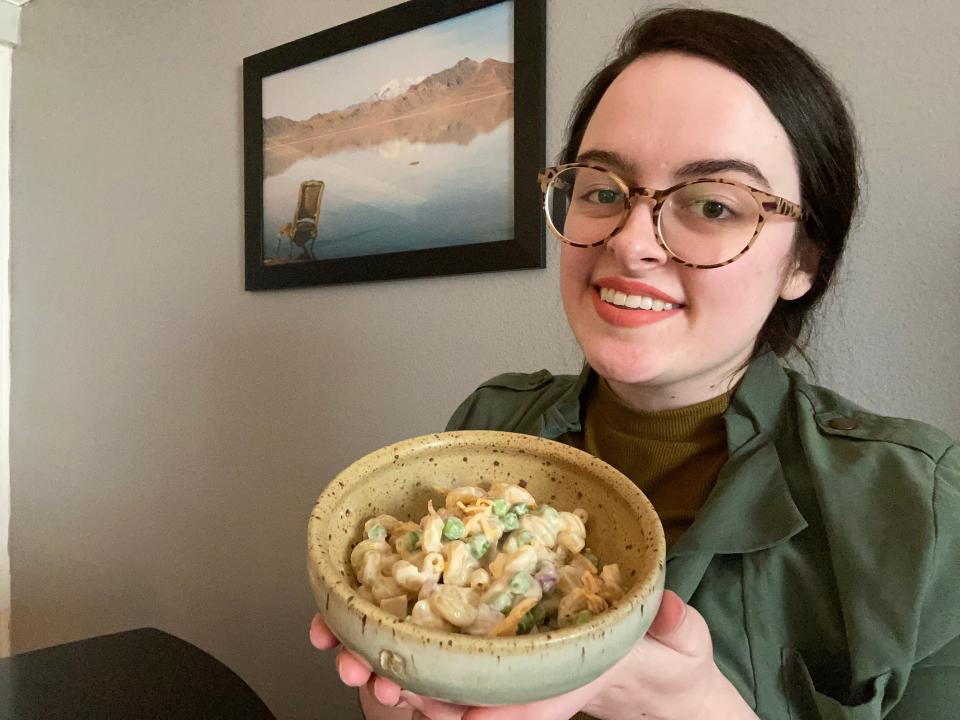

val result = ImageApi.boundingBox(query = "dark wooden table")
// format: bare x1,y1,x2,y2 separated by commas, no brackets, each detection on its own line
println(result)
0,627,276,719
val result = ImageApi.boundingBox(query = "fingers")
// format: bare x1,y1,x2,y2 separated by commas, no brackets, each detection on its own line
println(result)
462,679,597,720
645,590,712,656
372,674,404,707
647,590,686,637
309,614,340,650
336,649,373,687
400,691,469,720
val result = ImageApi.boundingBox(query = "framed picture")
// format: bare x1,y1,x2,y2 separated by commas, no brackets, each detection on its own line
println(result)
243,0,546,290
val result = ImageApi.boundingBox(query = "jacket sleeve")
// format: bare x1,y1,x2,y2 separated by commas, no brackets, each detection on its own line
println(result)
445,389,482,431
885,444,960,719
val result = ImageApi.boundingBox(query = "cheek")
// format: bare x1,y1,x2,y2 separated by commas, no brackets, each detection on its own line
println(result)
691,233,795,324
559,247,593,296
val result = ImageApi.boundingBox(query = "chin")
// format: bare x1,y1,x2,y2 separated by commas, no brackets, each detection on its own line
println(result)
579,339,668,386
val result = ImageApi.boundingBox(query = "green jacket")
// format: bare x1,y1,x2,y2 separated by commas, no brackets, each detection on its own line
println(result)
446,352,960,719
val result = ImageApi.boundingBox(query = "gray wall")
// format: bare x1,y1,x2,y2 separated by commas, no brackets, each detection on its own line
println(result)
10,2,958,719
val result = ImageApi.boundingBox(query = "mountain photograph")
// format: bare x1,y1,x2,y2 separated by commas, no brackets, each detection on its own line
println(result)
258,1,516,265
262,57,513,177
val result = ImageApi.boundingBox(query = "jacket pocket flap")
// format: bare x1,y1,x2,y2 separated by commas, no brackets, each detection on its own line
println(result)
782,648,892,720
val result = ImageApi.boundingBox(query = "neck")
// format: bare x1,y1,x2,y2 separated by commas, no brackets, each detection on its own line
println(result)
604,356,750,412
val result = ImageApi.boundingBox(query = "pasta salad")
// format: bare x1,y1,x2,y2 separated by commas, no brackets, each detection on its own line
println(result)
348,482,625,636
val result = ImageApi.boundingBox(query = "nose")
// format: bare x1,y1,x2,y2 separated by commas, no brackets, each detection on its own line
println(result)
605,196,670,271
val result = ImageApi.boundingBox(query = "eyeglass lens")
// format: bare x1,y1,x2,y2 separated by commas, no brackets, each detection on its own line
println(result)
545,166,760,266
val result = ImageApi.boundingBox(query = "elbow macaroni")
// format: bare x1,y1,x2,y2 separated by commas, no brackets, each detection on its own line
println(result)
349,483,623,636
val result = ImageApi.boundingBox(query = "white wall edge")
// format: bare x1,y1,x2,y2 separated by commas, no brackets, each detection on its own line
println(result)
0,3,20,49
0,42,10,658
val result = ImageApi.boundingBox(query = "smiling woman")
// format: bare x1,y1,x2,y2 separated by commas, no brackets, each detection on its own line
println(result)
311,7,960,720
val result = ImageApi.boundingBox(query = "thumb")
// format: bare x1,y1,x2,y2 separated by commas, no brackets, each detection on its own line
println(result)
645,590,711,656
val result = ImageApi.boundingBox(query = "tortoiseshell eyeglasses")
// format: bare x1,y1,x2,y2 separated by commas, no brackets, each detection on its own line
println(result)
538,163,806,269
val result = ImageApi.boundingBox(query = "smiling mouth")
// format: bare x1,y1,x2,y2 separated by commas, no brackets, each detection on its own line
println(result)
597,287,683,311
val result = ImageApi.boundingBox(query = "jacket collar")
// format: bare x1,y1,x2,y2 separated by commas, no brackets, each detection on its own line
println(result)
667,350,807,570
539,363,593,438
540,351,808,597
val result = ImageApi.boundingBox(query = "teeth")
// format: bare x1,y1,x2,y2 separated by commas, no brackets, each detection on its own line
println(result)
599,287,679,311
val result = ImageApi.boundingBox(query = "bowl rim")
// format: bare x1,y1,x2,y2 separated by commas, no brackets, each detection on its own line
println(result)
308,429,666,653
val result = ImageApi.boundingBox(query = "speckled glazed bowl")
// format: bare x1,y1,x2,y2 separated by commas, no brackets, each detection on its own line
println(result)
307,430,665,706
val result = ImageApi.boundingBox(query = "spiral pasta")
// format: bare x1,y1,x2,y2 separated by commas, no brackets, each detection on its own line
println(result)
349,484,622,636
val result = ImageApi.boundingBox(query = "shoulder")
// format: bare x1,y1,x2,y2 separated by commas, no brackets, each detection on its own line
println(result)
783,370,960,657
444,369,582,436
785,368,955,464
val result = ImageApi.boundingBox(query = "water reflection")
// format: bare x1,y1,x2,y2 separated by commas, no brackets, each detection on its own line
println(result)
262,89,514,264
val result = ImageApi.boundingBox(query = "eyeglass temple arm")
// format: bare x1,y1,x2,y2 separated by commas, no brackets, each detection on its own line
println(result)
762,197,805,220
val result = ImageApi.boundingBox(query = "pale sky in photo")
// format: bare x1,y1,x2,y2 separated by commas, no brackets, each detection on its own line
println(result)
263,2,513,121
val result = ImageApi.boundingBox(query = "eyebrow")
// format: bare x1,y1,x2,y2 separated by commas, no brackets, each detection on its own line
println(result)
575,149,772,189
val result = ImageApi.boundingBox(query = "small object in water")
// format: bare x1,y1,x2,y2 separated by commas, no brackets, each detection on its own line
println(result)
409,160,420,166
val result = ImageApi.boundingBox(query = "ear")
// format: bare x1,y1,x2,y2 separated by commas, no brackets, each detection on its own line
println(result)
779,238,821,301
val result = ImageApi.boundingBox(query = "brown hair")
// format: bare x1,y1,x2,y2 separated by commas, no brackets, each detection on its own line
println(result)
560,7,861,359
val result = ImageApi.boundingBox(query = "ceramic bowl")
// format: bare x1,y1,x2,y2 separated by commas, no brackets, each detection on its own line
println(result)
307,430,665,706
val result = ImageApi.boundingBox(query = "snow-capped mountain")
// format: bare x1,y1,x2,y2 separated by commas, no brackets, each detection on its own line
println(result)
367,76,427,103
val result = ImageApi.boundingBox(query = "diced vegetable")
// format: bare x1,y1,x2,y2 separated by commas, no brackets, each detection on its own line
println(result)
366,524,386,541
534,563,558,594
466,534,490,559
489,592,513,613
491,498,510,517
517,602,547,635
510,503,529,516
502,512,519,531
406,531,421,552
508,572,531,595
442,517,465,540
515,530,534,546
573,609,593,625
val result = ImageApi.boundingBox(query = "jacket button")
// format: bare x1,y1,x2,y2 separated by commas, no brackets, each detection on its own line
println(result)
827,416,858,431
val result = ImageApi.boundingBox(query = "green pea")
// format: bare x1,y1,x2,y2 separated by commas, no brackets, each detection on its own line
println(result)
466,534,490,559
366,524,386,541
510,503,529,517
573,609,593,625
491,498,509,517
508,572,531,595
502,512,519,531
406,531,421,552
515,530,534,546
518,603,546,634
442,517,465,540
490,592,513,613
531,602,546,625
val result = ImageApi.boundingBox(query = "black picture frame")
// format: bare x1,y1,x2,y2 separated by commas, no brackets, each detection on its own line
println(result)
242,0,546,291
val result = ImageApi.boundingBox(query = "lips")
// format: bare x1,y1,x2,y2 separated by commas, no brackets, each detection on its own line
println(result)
590,277,684,328
594,277,683,305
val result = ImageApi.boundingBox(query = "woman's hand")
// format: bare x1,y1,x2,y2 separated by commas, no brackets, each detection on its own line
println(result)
459,591,758,720
310,590,757,720
309,614,467,720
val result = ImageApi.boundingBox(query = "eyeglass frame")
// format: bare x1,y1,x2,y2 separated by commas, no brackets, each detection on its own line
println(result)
538,162,806,269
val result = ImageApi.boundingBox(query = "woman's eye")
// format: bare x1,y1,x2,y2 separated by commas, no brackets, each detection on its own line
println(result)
691,199,734,219
583,188,622,204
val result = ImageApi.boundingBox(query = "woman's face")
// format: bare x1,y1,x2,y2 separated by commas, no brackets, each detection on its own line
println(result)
560,52,815,410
